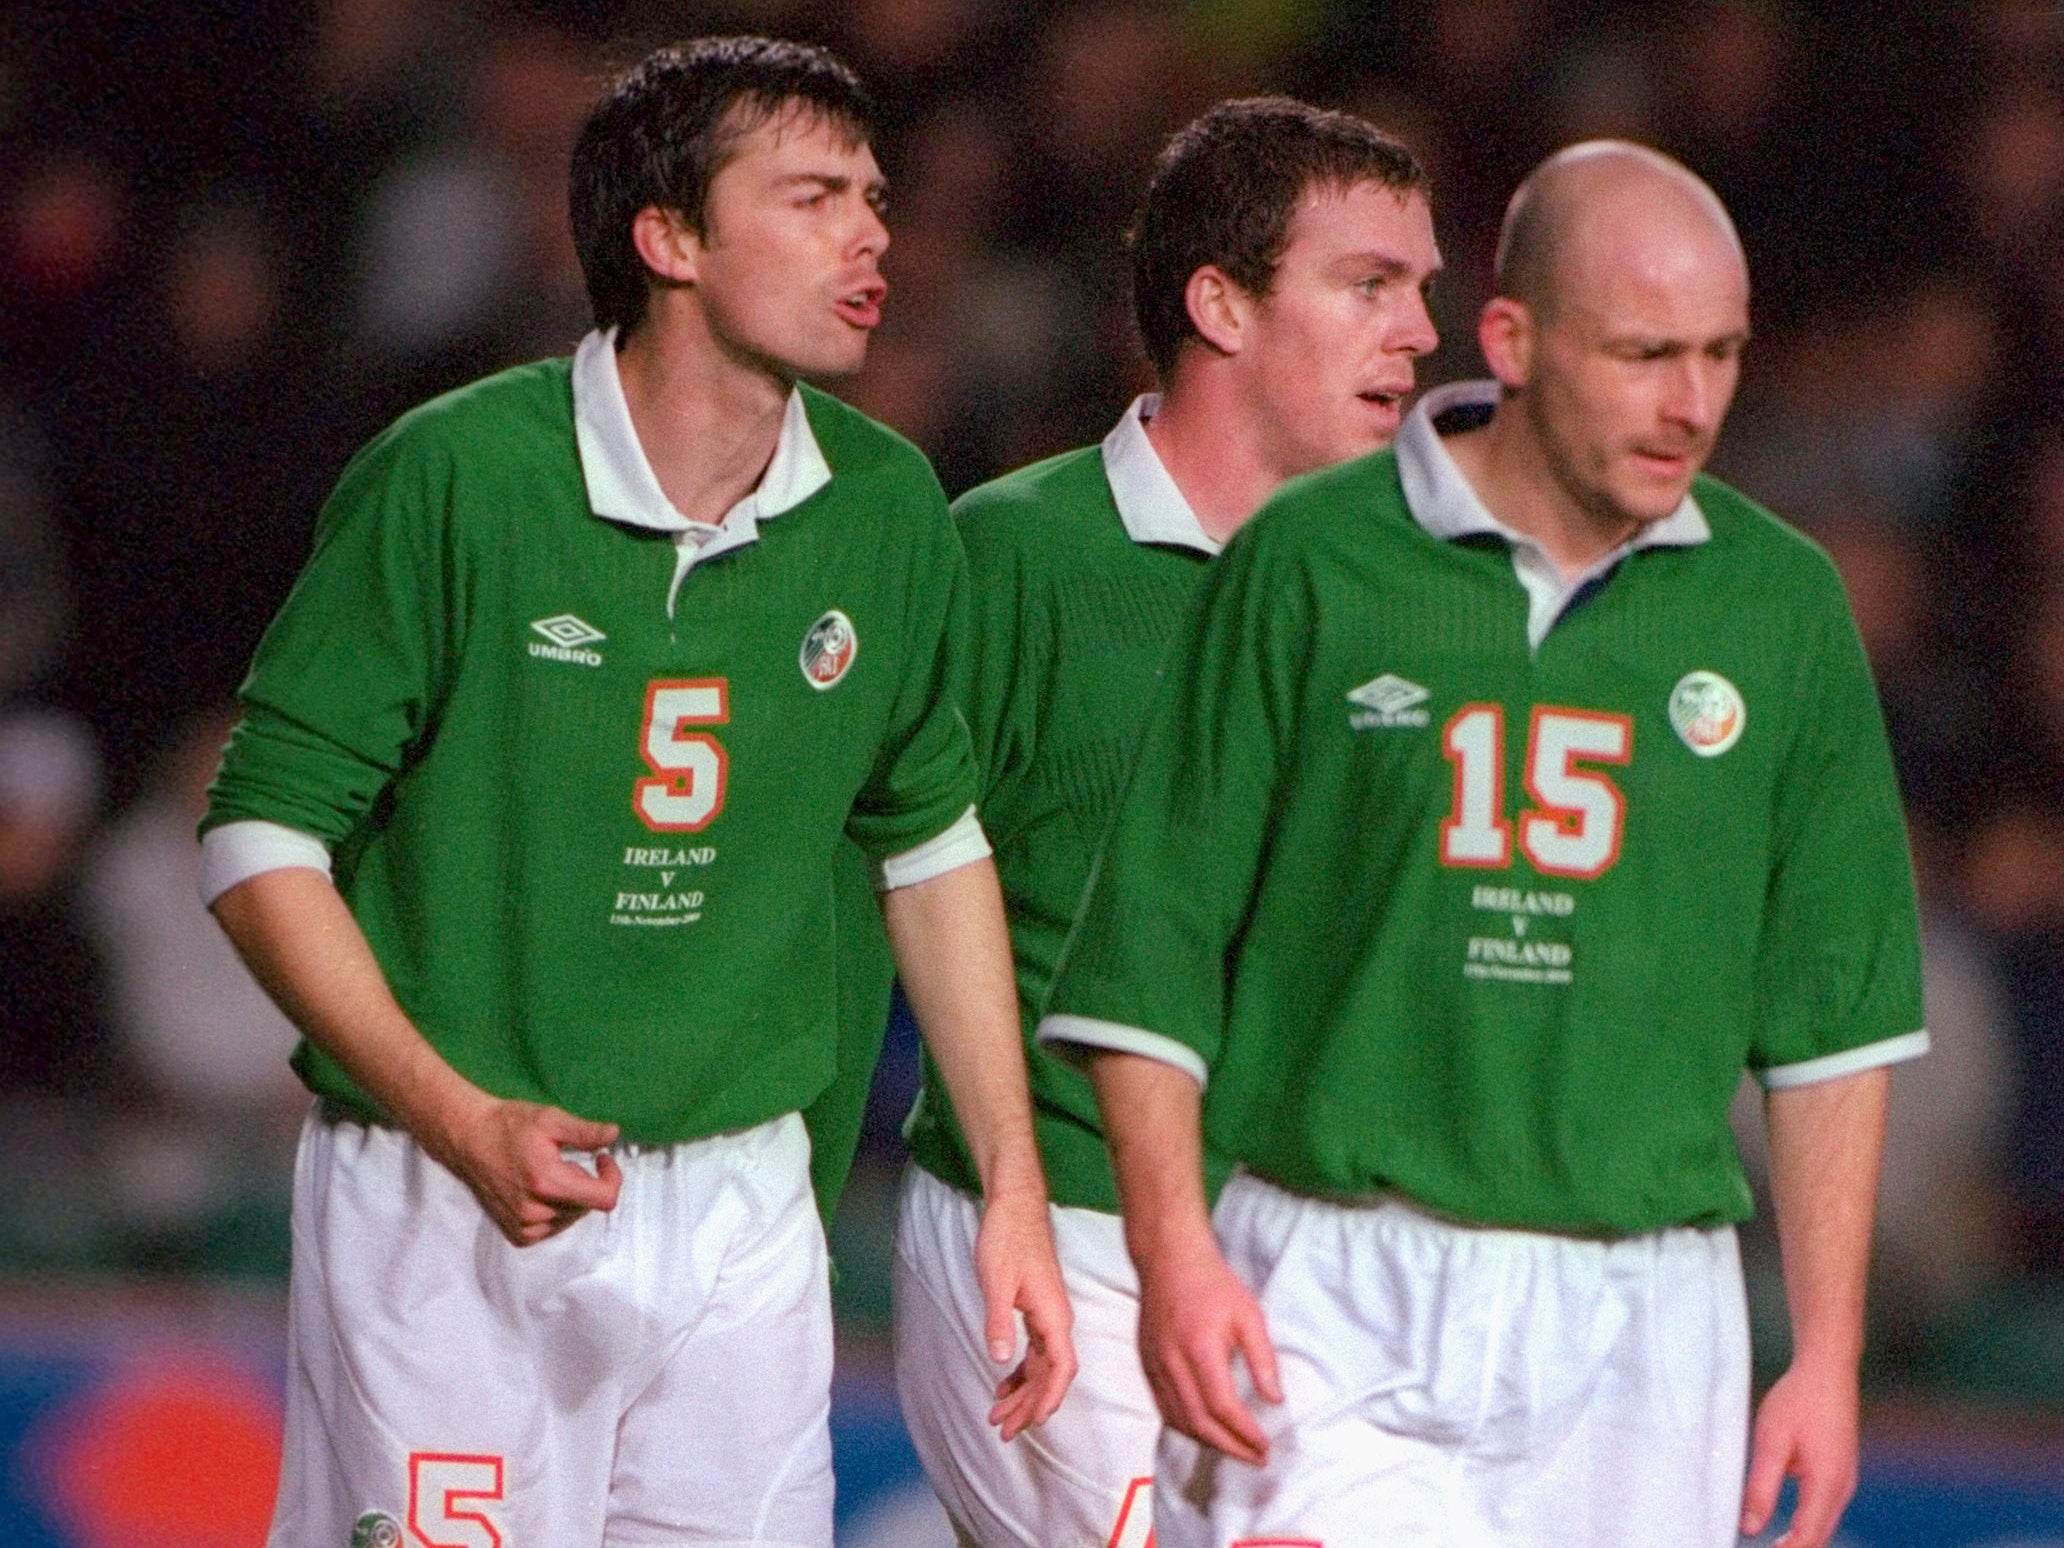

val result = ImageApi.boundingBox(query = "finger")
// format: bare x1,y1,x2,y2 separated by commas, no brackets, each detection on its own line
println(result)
535,1154,622,1212
1775,1462,1850,1548
1003,1336,1075,1433
979,1271,1019,1365
1016,1298,1076,1427
1162,1343,1265,1465
591,1148,624,1207
539,1106,622,1151
1236,1305,1283,1406
989,1364,1038,1441
1193,1344,1270,1464
1739,1425,1790,1537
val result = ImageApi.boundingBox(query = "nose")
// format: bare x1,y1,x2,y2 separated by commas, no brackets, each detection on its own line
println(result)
1392,286,1438,357
853,199,889,261
1663,354,1729,433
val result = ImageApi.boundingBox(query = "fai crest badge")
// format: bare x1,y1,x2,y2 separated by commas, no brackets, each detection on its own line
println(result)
1669,670,1745,757
351,1511,403,1548
800,609,857,690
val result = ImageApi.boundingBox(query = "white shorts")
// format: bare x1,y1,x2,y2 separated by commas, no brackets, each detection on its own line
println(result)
269,1107,834,1548
893,1164,1160,1548
1154,1172,1750,1548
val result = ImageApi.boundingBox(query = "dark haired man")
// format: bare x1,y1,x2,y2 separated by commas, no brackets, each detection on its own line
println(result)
202,37,1071,1548
1044,141,1922,1548
890,97,1437,1548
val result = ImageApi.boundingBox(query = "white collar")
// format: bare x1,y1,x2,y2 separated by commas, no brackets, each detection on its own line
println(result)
1398,380,1710,550
570,327,833,540
1100,395,1221,556
1396,380,1710,647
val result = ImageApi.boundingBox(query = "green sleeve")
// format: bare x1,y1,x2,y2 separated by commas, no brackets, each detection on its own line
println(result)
844,472,983,861
204,426,462,845
1041,518,1310,1072
1749,566,1925,1072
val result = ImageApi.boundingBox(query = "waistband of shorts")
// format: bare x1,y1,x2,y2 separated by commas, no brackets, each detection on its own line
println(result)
314,1097,802,1158
1243,1170,1696,1246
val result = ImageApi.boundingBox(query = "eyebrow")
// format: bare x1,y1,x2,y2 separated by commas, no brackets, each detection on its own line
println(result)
774,171,889,199
1329,252,1444,282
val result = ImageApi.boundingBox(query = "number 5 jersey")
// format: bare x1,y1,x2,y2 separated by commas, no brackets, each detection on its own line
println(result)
204,331,985,1144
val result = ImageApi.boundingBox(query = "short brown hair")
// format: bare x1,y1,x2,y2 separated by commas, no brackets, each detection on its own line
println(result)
570,37,876,337
1128,97,1430,375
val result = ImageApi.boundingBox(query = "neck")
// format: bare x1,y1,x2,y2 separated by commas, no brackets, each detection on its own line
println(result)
1444,401,1641,580
614,305,792,528
1142,370,1291,545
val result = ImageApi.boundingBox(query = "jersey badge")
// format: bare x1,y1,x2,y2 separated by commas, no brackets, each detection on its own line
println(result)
528,613,606,667
350,1511,403,1548
1346,672,1431,729
1669,670,1745,756
801,609,857,689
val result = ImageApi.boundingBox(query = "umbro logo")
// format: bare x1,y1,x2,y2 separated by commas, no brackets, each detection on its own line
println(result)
1347,672,1431,729
529,613,606,667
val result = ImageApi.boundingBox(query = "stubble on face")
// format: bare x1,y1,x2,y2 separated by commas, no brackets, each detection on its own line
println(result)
1517,152,1750,535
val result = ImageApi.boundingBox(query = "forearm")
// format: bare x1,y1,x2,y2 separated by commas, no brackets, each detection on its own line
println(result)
1088,1050,1216,1272
881,857,1044,1201
210,867,488,1150
1765,1066,1890,1371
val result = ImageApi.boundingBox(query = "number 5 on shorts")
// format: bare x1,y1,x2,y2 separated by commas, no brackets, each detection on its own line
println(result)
408,1453,505,1548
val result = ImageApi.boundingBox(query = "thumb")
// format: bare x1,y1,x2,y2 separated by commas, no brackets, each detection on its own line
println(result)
1740,1424,1788,1537
544,1108,621,1151
980,1269,1018,1364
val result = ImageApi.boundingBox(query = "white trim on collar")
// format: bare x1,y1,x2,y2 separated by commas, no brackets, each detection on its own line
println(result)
1100,395,1221,556
1396,380,1711,649
570,327,833,536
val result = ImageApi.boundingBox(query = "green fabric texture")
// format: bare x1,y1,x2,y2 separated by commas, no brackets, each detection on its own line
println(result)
1043,449,1925,1236
207,356,979,1146
900,445,1233,1212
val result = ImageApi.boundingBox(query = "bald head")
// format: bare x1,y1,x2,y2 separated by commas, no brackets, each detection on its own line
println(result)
1494,141,1746,318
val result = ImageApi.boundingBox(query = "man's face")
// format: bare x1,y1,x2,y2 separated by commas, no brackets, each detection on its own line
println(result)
1520,234,1749,530
688,105,889,380
1239,181,1441,476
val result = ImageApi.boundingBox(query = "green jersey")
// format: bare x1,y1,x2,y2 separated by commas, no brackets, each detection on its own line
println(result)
1041,383,1927,1237
205,332,983,1146
903,398,1234,1212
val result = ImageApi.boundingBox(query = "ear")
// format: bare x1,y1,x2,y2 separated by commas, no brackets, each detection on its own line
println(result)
631,205,701,286
1478,296,1535,391
1183,264,1253,356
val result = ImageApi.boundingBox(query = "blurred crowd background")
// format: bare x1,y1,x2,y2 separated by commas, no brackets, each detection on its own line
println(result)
2,0,2062,1422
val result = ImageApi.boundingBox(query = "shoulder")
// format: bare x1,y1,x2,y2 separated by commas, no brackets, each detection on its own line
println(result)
951,446,1114,564
798,383,944,501
337,357,575,499
1689,474,1849,607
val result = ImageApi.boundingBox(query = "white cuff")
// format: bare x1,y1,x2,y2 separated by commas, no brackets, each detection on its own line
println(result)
875,805,991,891
1756,1028,1930,1089
198,820,333,905
1035,1014,1208,1089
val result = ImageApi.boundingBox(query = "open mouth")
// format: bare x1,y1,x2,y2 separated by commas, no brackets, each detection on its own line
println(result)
1358,388,1407,410
833,283,887,330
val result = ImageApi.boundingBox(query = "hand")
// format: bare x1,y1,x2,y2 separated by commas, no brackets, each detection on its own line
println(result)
1137,1234,1282,1465
974,1188,1078,1440
1740,1358,1861,1548
419,1090,624,1247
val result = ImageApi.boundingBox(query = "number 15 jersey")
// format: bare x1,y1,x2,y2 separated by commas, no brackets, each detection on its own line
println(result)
1040,382,1926,1237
